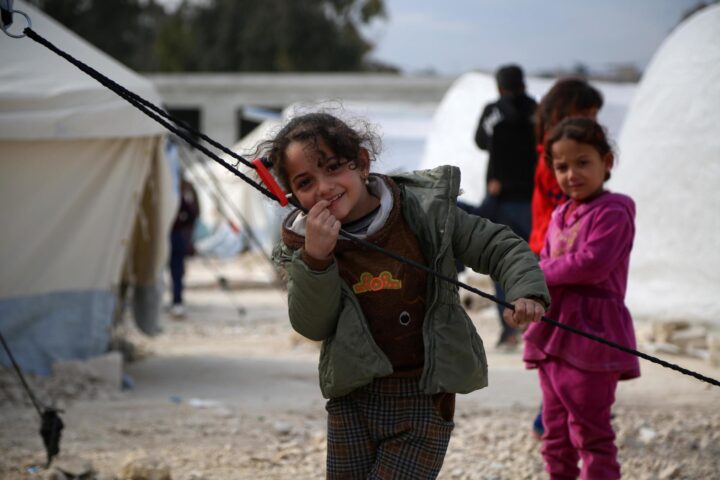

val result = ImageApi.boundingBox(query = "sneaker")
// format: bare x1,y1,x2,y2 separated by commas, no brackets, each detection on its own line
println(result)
532,411,544,440
170,304,186,318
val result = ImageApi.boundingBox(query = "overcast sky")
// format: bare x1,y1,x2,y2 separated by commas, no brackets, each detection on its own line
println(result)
366,0,705,75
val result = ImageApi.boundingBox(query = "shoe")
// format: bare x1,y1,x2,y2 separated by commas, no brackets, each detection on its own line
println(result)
532,411,544,439
170,304,186,318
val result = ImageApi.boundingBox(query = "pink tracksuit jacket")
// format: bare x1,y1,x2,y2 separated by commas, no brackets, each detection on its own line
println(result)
524,191,640,380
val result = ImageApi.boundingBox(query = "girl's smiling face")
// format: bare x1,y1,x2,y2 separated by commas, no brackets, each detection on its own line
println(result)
284,139,377,223
551,138,612,202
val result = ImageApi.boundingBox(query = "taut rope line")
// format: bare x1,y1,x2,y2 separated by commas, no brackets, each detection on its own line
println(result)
3,21,719,389
20,27,275,203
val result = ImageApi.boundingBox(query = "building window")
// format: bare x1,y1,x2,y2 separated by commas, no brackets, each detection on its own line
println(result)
165,107,202,142
236,106,282,140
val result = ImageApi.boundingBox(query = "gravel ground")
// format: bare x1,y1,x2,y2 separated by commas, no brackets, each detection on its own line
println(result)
2,257,719,479
2,398,718,479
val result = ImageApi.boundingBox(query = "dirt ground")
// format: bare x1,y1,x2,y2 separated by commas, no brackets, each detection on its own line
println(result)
2,255,720,480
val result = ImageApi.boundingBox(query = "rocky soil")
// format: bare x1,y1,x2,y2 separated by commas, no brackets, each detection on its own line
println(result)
2,257,719,479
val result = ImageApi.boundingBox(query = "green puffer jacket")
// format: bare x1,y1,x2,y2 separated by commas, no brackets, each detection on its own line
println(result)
273,165,550,398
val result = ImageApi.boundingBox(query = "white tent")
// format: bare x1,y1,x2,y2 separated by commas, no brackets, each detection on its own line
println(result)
420,72,636,203
0,1,176,373
185,118,284,258
613,5,720,325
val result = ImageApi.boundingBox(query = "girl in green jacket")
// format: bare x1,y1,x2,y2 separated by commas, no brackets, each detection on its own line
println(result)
266,112,549,479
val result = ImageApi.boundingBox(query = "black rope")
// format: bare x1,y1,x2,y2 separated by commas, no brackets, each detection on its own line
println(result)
0,330,43,417
176,144,288,290
23,27,274,204
15,26,720,390
176,143,274,264
0,330,65,467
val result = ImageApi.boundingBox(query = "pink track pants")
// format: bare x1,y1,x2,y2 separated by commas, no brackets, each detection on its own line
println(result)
538,358,621,479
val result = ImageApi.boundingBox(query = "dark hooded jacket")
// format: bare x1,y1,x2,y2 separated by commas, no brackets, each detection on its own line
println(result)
475,93,538,201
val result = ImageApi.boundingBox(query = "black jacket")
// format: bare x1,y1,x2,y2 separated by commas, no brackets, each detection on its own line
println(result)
475,93,537,201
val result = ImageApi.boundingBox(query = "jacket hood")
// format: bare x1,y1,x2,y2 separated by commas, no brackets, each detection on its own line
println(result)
559,191,636,226
497,93,536,124
589,191,635,216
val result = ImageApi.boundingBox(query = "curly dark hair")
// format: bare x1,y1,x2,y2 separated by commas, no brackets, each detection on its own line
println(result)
255,112,381,190
544,117,615,181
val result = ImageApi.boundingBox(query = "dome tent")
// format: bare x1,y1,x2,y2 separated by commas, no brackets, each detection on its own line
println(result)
420,71,636,203
612,4,720,325
0,1,177,373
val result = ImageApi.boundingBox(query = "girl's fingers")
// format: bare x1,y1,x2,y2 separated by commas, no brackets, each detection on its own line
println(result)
324,212,338,228
514,300,528,324
508,299,545,328
308,199,330,216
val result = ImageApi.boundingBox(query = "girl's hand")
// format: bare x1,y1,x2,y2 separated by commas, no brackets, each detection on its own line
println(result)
304,200,341,261
503,298,545,330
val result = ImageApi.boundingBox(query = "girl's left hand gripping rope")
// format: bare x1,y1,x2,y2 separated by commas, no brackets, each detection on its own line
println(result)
252,157,290,207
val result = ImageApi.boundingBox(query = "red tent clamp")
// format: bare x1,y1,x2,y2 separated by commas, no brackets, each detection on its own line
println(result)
252,157,288,207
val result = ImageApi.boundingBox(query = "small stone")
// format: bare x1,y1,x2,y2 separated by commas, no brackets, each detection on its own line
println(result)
41,468,67,480
708,333,720,367
659,463,680,479
120,456,171,480
51,454,94,477
273,420,292,435
638,426,657,444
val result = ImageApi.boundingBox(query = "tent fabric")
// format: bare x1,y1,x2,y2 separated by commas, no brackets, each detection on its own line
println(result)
0,291,115,376
613,4,720,324
0,137,175,374
0,2,176,374
0,1,165,140
0,138,159,297
188,119,285,257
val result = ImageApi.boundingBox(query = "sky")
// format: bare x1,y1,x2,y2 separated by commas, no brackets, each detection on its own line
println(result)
365,0,706,75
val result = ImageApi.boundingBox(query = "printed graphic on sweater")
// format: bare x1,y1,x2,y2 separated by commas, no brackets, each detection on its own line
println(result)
352,271,402,294
551,222,581,257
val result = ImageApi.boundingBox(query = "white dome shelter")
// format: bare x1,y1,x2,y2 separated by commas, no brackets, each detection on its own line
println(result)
613,5,720,325
421,72,635,203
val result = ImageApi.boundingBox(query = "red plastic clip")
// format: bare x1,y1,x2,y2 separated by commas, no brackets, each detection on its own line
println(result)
252,158,288,206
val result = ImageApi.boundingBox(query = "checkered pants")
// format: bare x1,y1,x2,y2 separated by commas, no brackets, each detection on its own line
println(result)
326,377,455,479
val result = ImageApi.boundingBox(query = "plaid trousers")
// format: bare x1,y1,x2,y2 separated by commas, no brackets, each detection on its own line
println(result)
326,377,455,479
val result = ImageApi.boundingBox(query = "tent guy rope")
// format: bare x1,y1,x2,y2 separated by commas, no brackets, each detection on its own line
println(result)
2,10,719,391
0,330,64,467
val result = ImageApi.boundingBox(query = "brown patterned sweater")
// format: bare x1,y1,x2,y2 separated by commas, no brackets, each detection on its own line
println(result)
281,177,428,375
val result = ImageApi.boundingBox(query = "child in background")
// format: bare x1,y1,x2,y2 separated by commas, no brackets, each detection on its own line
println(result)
529,78,604,255
527,78,604,438
523,117,640,480
267,112,549,479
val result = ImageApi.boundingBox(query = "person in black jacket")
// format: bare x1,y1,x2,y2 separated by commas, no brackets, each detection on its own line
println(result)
474,64,538,348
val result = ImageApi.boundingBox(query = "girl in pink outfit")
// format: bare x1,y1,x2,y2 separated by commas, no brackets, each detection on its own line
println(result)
523,117,640,480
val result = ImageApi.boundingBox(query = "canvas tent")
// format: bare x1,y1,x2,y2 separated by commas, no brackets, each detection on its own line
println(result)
0,1,177,374
612,4,720,325
184,118,284,259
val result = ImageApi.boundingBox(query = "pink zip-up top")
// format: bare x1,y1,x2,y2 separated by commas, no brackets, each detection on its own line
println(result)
524,191,641,379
